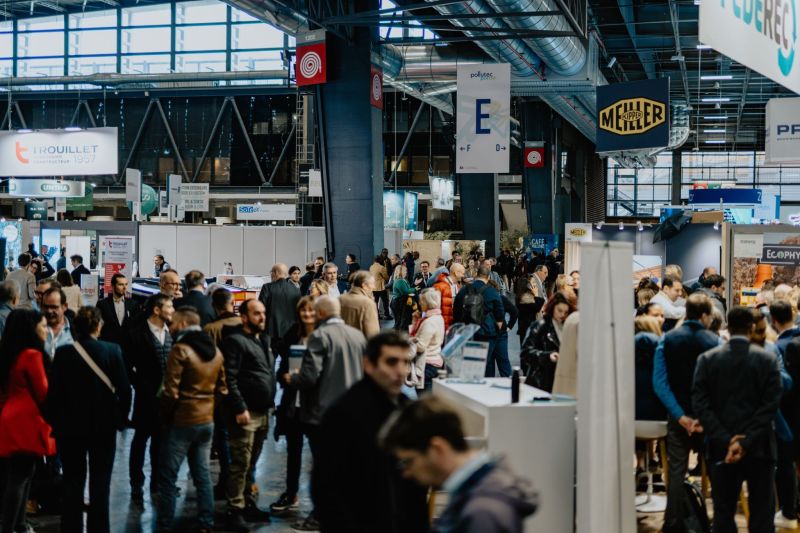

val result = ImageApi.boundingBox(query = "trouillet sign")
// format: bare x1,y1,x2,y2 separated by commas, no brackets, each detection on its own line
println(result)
596,79,670,153
456,63,511,174
0,127,118,177
9,178,85,198
700,0,799,94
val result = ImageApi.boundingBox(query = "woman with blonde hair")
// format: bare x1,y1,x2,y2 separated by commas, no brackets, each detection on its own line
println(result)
408,289,445,392
309,279,329,299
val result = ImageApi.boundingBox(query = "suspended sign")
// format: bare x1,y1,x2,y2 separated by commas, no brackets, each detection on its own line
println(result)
765,97,800,165
429,175,454,211
524,141,545,168
236,203,295,221
9,178,85,198
383,191,418,230
66,186,93,211
296,29,326,87
699,0,800,95
596,79,669,153
370,62,383,109
0,127,117,177
456,63,511,174
180,183,209,212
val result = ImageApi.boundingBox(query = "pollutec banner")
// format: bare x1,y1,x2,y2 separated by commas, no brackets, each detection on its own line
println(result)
699,0,800,95
0,127,118,177
456,63,511,174
596,79,670,153
765,97,800,165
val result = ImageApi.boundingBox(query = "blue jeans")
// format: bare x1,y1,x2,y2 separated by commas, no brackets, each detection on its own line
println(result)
156,423,214,530
481,335,512,377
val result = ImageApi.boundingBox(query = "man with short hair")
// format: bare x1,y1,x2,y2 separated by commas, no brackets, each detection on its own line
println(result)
340,270,380,338
96,273,137,346
697,274,727,317
454,266,507,377
483,258,506,293
315,331,429,532
125,293,175,504
154,254,171,277
433,263,465,330
380,396,539,533
42,287,73,360
321,262,348,297
156,308,227,532
531,265,548,300
693,306,782,533
281,295,366,531
204,288,241,347
159,270,183,299
0,279,19,336
258,263,301,350
653,293,718,533
174,270,215,326
772,300,800,356
689,266,717,293
300,262,316,296
35,278,60,309
7,253,35,309
70,254,91,287
369,256,391,320
413,260,432,288
651,275,686,332
221,299,275,531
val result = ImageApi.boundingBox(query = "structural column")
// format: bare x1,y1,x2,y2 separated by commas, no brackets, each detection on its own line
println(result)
317,8,383,268
523,101,556,234
460,173,499,257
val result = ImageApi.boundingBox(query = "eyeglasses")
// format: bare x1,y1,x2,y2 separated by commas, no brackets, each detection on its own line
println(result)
163,282,180,287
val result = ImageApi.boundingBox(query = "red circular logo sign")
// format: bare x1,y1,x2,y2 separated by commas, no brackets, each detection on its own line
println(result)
526,150,541,166
372,73,382,101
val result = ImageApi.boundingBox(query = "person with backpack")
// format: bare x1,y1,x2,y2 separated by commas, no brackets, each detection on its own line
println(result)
521,292,576,391
453,266,507,377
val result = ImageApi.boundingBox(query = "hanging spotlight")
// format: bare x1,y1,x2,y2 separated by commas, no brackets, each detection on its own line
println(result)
637,221,644,231
596,221,604,230
713,221,720,230
618,221,624,231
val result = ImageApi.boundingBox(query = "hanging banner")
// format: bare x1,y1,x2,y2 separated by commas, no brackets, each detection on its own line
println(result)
0,127,117,177
456,63,511,174
236,203,296,221
765,98,800,165
404,191,418,231
524,141,545,168
180,183,209,212
429,175,454,211
370,63,384,109
699,0,800,95
597,78,669,153
66,186,93,210
25,201,48,221
9,178,85,198
125,168,141,203
296,29,326,87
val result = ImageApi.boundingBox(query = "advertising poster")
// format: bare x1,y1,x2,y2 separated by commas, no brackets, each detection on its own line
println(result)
383,191,405,229
456,63,511,174
0,221,22,268
523,233,558,257
99,236,134,294
80,273,99,306
25,201,48,221
596,78,670,153
732,232,800,305
66,186,93,211
236,204,296,221
429,175,454,211
0,127,118,177
766,98,800,165
404,191,418,231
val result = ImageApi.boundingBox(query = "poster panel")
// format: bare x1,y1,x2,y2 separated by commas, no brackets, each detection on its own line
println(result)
0,127,118,176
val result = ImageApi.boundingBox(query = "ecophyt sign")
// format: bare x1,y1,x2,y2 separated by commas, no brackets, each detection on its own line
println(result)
0,127,118,177
9,178,85,198
596,79,670,153
700,0,800,94
761,244,800,266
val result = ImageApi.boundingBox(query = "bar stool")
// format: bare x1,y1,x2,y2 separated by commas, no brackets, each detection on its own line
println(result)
635,420,669,513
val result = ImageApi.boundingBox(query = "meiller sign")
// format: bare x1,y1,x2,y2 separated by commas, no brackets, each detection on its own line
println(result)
0,127,118,177
699,0,800,94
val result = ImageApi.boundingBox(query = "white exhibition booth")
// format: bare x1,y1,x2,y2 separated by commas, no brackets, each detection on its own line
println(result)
138,224,326,277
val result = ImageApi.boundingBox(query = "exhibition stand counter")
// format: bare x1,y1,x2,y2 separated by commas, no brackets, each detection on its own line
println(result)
433,378,576,533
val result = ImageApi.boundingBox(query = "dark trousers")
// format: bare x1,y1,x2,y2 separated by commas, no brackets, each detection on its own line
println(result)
283,417,305,497
776,439,797,519
129,425,160,493
485,335,511,378
303,423,322,516
212,406,230,487
1,454,37,533
710,456,775,533
423,364,440,393
59,432,116,533
374,290,391,319
663,416,698,533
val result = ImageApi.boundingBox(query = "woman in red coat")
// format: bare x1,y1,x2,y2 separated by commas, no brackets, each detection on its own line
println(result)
0,309,55,533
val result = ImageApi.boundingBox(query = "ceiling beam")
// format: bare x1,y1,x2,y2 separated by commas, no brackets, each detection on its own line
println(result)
667,0,691,105
615,0,656,79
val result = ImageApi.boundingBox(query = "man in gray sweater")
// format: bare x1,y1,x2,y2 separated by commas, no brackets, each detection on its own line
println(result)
281,295,366,531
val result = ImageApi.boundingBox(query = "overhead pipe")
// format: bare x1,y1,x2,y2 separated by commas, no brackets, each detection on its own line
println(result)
1,69,289,87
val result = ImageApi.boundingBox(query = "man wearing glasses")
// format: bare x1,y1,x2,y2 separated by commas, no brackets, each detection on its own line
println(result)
158,270,183,300
322,262,347,298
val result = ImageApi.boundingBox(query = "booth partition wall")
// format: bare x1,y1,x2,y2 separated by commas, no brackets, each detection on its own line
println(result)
607,151,800,218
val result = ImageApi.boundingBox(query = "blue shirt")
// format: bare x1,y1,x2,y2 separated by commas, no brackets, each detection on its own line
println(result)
46,321,73,360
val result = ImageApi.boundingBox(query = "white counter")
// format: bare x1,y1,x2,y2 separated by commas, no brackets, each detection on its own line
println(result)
433,378,576,533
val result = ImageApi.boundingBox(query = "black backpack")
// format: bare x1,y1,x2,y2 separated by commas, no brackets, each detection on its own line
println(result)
681,480,711,533
462,284,487,326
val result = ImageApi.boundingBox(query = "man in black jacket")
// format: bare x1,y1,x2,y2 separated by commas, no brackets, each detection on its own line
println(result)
70,254,91,287
693,306,783,533
96,273,137,346
257,263,301,351
315,330,428,533
124,293,174,504
174,269,215,326
220,299,275,531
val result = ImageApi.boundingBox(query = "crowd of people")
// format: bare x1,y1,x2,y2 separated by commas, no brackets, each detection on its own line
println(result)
0,247,554,533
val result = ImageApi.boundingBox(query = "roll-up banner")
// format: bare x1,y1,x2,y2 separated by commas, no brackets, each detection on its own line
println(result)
699,0,800,94
596,78,670,153
0,127,117,177
456,63,511,174
765,97,800,165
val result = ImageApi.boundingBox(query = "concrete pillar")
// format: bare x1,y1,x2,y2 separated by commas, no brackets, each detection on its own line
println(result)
523,101,556,233
460,173,499,257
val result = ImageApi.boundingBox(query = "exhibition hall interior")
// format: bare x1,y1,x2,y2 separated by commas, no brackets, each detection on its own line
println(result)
1,0,800,531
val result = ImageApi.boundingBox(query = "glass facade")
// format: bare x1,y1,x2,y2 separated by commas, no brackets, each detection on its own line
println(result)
607,150,800,217
0,0,291,83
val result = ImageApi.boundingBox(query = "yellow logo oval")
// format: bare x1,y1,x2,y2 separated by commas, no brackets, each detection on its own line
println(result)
570,228,587,237
599,97,666,136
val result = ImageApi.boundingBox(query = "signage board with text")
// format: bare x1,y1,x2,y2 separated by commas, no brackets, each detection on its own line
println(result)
596,79,670,153
180,183,209,212
9,178,85,198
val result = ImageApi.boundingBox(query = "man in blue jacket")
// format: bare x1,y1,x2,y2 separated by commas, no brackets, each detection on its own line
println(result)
652,293,718,533
453,266,507,377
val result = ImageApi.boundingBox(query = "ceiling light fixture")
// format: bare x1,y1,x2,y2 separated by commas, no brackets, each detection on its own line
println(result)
64,126,82,132
697,44,713,50
705,139,727,144
700,75,733,80
607,56,617,69
637,221,644,231
618,221,624,231
703,129,727,133
713,221,720,230
596,222,604,230
702,97,731,102
703,115,728,120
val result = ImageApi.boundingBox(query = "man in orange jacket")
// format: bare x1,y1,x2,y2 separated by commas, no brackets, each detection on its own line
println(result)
433,263,465,331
